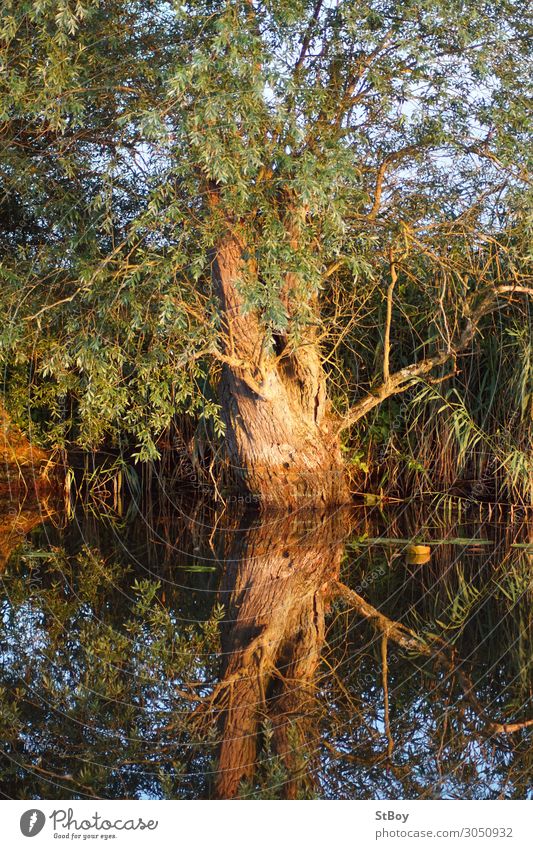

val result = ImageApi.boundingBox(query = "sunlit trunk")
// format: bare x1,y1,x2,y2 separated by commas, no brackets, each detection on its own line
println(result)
213,236,350,508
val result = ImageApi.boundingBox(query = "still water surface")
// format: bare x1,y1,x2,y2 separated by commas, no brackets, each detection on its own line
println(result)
0,494,531,799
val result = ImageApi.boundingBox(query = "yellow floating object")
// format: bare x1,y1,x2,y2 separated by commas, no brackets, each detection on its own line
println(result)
406,544,431,565
407,544,431,555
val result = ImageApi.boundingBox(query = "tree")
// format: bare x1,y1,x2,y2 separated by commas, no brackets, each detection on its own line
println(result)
1,0,531,505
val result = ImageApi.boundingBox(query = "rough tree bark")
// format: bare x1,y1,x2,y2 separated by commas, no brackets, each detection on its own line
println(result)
212,235,350,508
214,509,348,798
212,232,532,510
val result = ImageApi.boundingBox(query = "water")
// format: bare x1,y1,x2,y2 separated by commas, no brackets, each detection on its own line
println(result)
0,494,531,799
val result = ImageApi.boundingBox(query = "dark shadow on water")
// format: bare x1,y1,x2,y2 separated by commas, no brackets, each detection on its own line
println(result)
0,493,531,799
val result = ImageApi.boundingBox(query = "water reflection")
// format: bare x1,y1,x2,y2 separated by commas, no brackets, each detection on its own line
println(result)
0,495,531,799
0,497,55,571
214,510,347,798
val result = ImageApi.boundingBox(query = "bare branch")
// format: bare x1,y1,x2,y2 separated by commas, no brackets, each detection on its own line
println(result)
294,0,324,74
383,249,397,383
336,284,533,434
333,580,533,735
368,145,422,220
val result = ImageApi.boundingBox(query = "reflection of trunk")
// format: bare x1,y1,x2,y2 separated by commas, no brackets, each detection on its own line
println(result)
214,510,348,798
213,237,350,508
0,497,52,570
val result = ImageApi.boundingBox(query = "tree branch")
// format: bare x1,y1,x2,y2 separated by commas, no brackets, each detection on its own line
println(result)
383,249,397,383
294,0,324,74
176,345,270,400
368,145,422,220
336,284,533,435
333,580,533,735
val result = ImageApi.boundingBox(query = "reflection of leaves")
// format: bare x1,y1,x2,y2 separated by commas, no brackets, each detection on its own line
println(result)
238,719,314,800
20,550,55,560
494,563,532,606
434,568,483,638
132,577,161,606
0,542,223,799
410,564,486,644
1,508,531,801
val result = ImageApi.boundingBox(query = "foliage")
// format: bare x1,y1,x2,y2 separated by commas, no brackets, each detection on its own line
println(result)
0,0,531,489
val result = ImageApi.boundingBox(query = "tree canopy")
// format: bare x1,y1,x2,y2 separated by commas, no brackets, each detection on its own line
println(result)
1,0,531,495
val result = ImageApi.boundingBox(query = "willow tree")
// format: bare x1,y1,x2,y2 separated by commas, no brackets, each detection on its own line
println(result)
1,0,531,504
0,0,179,452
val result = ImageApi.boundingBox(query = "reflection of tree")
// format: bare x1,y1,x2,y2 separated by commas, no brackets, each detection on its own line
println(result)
0,496,55,570
213,510,348,798
318,510,533,799
335,580,533,735
211,508,533,798
0,499,531,799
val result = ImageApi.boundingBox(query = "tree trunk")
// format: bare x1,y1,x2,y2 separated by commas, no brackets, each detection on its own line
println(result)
214,509,348,798
213,235,350,508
